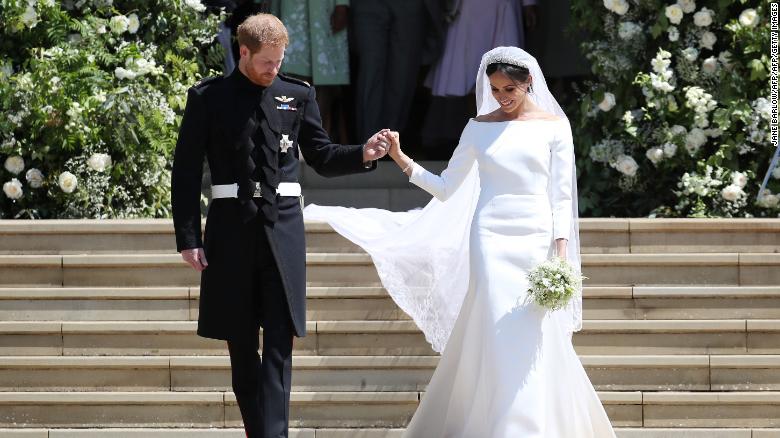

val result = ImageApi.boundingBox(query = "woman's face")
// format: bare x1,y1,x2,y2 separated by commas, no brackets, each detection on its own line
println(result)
489,71,531,114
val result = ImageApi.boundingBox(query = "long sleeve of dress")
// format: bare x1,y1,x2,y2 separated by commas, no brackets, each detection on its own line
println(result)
550,120,574,240
409,134,476,202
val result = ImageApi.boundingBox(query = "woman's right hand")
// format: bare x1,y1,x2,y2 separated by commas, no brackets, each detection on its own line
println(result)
387,131,402,158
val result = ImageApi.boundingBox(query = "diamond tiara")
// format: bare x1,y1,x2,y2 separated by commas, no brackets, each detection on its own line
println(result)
484,54,529,70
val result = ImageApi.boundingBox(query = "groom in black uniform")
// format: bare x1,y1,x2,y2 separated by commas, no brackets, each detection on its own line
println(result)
171,13,391,438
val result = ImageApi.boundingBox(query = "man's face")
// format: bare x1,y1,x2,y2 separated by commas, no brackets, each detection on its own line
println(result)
242,44,285,87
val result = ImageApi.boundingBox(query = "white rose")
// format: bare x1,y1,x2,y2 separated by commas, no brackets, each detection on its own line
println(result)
682,47,699,62
700,31,717,50
702,57,718,74
109,15,129,34
721,184,743,202
2,178,22,200
739,9,758,28
598,92,616,112
127,13,140,34
25,168,44,188
58,171,78,193
87,153,112,172
663,142,678,157
677,0,696,14
645,147,664,164
612,154,638,177
665,5,684,25
4,156,25,175
773,166,780,180
668,26,680,42
693,7,713,27
731,171,747,188
184,0,207,12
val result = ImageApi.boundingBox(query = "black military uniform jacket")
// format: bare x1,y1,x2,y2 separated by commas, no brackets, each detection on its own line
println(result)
172,69,375,341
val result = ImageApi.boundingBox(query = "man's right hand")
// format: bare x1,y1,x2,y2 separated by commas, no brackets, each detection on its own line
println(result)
181,248,208,272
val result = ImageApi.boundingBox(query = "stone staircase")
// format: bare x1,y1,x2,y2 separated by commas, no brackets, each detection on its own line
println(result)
0,219,778,437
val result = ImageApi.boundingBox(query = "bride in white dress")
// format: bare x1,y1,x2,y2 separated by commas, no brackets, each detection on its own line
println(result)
305,47,616,437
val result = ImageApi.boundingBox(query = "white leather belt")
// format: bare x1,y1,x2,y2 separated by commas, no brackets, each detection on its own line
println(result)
211,182,302,199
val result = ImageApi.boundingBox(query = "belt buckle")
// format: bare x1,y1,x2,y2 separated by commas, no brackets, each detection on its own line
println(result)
252,181,262,198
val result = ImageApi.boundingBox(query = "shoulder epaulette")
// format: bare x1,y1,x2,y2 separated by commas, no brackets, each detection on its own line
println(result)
193,75,223,90
278,73,311,88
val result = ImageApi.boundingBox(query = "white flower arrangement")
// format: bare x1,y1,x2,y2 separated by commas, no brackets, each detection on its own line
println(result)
2,178,23,200
526,257,584,311
646,147,664,165
4,156,24,175
25,168,43,188
665,5,684,25
611,154,638,177
598,92,616,112
603,0,629,16
677,0,696,14
58,171,78,193
738,9,758,28
87,153,112,172
693,7,714,27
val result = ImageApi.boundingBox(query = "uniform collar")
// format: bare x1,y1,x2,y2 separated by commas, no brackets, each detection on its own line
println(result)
230,67,271,93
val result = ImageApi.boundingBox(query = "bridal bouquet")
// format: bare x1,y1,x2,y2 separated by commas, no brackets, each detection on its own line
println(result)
526,257,584,311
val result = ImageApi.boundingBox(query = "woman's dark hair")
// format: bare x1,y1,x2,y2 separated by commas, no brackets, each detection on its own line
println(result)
486,62,532,93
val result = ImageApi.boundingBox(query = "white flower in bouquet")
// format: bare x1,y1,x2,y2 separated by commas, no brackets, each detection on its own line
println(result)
682,47,699,62
667,26,680,42
589,139,624,163
25,168,44,188
665,4,684,24
618,22,642,40
185,0,207,12
753,98,771,121
4,156,25,175
721,184,744,202
612,154,638,177
677,0,696,14
757,190,779,209
693,7,714,27
739,9,759,28
685,128,707,155
650,72,675,92
21,5,39,29
663,142,678,157
671,125,687,136
718,51,733,69
646,147,664,165
731,171,748,188
526,257,584,311
87,153,112,172
109,15,130,34
700,32,717,50
704,128,722,138
667,95,679,111
598,92,616,112
97,24,107,34
773,167,780,180
651,49,672,73
3,178,23,200
128,13,140,34
114,67,138,80
58,171,78,194
701,57,719,74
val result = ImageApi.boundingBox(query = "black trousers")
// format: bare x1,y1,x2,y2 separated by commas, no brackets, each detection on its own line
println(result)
227,220,294,438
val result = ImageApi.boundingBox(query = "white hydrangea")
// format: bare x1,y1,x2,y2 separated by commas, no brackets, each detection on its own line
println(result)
646,147,664,165
731,171,748,188
701,57,719,75
109,15,129,34
700,31,717,50
128,13,140,34
2,178,23,200
693,7,714,27
618,22,642,40
677,0,696,14
25,168,44,188
611,154,638,177
665,4,684,25
682,47,699,62
739,9,758,28
598,92,616,112
662,142,678,157
685,128,707,155
667,26,680,42
721,184,744,202
87,153,112,172
589,139,624,163
4,155,25,175
58,171,78,193
184,0,207,12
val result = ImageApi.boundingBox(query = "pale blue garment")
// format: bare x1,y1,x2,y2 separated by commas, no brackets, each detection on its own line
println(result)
279,0,350,85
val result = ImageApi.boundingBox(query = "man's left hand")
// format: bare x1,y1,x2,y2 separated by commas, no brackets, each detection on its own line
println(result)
363,129,392,162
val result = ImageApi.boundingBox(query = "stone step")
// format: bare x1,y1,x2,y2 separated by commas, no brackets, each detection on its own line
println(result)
3,286,780,322
1,253,778,287
1,219,778,255
1,320,777,356
0,429,778,438
0,354,778,393
0,391,778,428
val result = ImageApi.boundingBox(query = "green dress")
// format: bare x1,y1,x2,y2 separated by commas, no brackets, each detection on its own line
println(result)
278,0,350,86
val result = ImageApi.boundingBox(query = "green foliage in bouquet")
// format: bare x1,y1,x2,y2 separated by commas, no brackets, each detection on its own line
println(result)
0,0,224,218
570,0,775,217
526,257,584,311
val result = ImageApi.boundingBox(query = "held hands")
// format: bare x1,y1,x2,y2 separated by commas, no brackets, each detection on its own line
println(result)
363,129,394,162
181,248,208,272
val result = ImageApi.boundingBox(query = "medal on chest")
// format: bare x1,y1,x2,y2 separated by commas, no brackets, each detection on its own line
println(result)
280,134,293,154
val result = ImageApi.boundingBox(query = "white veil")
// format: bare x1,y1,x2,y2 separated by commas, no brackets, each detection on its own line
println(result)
304,46,582,353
